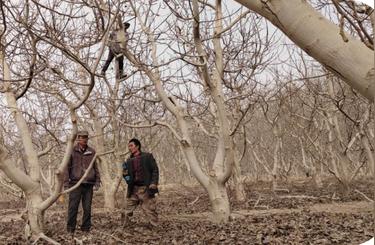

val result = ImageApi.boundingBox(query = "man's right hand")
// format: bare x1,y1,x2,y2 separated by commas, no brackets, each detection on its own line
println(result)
94,183,100,191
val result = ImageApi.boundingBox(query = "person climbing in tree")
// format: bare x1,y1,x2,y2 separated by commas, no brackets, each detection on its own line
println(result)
100,22,130,79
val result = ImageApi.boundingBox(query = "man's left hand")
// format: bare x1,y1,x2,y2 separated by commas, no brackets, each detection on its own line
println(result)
149,183,157,189
94,183,100,191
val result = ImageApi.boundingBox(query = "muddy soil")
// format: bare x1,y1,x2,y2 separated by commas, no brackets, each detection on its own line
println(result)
0,178,373,244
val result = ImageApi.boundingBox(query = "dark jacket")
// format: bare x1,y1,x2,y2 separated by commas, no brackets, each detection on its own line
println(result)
64,145,101,187
122,152,159,197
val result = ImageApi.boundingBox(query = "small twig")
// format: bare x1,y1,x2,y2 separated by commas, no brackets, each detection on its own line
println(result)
253,195,261,208
273,188,290,193
32,233,60,245
188,195,201,206
92,230,127,244
74,237,83,245
354,189,374,202
253,194,269,209
331,192,340,200
278,195,317,200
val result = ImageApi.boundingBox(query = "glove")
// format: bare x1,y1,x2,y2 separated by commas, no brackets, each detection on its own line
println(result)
123,175,131,184
94,183,100,191
148,183,158,197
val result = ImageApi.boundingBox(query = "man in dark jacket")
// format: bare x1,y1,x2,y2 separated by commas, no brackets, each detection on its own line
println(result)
64,130,101,233
122,138,159,227
100,22,130,79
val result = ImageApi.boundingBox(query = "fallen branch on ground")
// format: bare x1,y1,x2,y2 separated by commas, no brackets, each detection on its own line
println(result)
188,195,201,205
331,192,340,200
32,233,60,245
273,188,290,193
253,194,269,210
354,189,374,202
278,195,318,199
92,230,127,244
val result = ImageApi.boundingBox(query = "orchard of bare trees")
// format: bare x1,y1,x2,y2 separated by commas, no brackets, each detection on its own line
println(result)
0,0,373,244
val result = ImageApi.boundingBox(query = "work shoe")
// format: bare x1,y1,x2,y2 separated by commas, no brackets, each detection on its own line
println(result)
118,73,127,80
67,227,75,234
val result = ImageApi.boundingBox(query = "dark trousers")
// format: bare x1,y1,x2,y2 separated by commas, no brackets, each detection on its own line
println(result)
101,49,124,76
67,184,94,232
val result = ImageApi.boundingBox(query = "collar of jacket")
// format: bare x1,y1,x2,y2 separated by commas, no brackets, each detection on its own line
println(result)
130,151,143,158
73,145,94,155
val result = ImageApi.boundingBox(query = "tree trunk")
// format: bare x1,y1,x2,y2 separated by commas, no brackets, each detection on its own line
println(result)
26,191,44,236
234,0,374,101
232,160,246,202
92,118,121,211
271,133,281,191
373,27,375,238
311,165,323,189
207,180,230,223
103,186,117,210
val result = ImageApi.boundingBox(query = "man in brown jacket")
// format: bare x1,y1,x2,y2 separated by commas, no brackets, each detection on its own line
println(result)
64,130,101,233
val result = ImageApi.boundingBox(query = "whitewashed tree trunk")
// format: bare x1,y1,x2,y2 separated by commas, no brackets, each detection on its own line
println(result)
371,32,375,237
25,192,44,235
2,56,44,235
207,179,230,222
0,48,79,238
232,156,246,202
93,119,115,209
234,0,374,101
358,107,374,176
92,117,122,210
271,135,281,191
300,137,323,188
123,0,235,222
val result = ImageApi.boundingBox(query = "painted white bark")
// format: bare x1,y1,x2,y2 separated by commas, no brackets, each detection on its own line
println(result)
299,137,322,188
358,107,374,176
0,49,79,237
207,179,230,222
234,0,374,101
271,132,281,191
92,117,122,210
122,0,235,222
232,155,246,202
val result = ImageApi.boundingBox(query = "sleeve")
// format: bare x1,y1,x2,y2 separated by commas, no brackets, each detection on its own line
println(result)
108,31,115,46
149,154,159,185
122,160,131,184
122,161,128,174
94,159,101,186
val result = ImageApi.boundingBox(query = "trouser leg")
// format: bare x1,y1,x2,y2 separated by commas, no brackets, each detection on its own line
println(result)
102,50,115,73
81,184,94,231
116,55,124,78
67,185,82,232
140,190,158,226
122,194,139,225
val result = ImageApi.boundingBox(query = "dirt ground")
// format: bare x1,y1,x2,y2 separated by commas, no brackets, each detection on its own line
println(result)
0,178,373,244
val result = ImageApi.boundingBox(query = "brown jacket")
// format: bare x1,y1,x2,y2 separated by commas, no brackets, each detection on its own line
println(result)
64,145,100,187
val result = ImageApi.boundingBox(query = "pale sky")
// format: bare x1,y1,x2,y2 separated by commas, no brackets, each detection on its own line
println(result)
355,0,373,7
